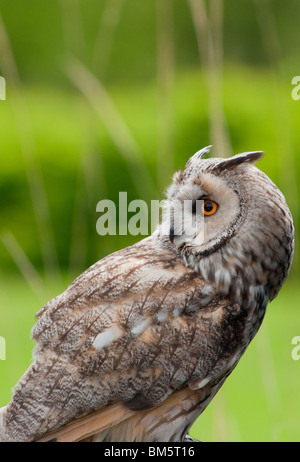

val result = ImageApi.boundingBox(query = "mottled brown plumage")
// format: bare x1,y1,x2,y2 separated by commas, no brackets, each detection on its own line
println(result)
0,147,294,442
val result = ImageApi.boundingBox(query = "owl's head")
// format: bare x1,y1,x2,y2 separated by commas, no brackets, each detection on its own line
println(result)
159,146,294,307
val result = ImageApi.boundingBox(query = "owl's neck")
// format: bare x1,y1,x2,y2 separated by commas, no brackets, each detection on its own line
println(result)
155,228,270,315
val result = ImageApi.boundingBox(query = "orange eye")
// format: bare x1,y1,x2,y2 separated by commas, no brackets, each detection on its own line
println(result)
201,200,218,216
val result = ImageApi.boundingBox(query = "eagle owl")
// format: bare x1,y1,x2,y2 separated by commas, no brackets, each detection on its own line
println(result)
0,147,294,442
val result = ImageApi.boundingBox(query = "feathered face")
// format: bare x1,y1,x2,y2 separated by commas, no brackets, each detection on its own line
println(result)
159,146,294,305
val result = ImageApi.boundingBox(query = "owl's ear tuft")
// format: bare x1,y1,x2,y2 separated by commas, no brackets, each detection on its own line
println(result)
173,169,184,184
184,145,212,170
194,145,212,160
211,151,264,174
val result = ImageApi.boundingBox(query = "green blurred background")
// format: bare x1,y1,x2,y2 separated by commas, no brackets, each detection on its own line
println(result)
0,0,299,441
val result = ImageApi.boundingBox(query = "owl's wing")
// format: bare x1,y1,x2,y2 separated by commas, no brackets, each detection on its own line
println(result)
1,236,245,442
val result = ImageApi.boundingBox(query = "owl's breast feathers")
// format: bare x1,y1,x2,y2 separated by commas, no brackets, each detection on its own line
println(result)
0,235,262,442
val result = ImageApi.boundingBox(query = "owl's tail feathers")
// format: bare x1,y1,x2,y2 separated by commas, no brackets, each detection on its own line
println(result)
0,357,83,442
36,402,136,442
36,388,204,443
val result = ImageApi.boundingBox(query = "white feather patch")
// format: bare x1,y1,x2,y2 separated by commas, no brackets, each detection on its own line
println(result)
131,318,151,336
92,325,123,351
156,309,168,322
188,376,210,390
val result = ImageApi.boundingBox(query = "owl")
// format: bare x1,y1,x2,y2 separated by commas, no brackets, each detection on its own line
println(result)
0,146,294,442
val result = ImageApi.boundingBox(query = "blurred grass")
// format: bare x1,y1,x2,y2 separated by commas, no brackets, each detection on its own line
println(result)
0,67,299,272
